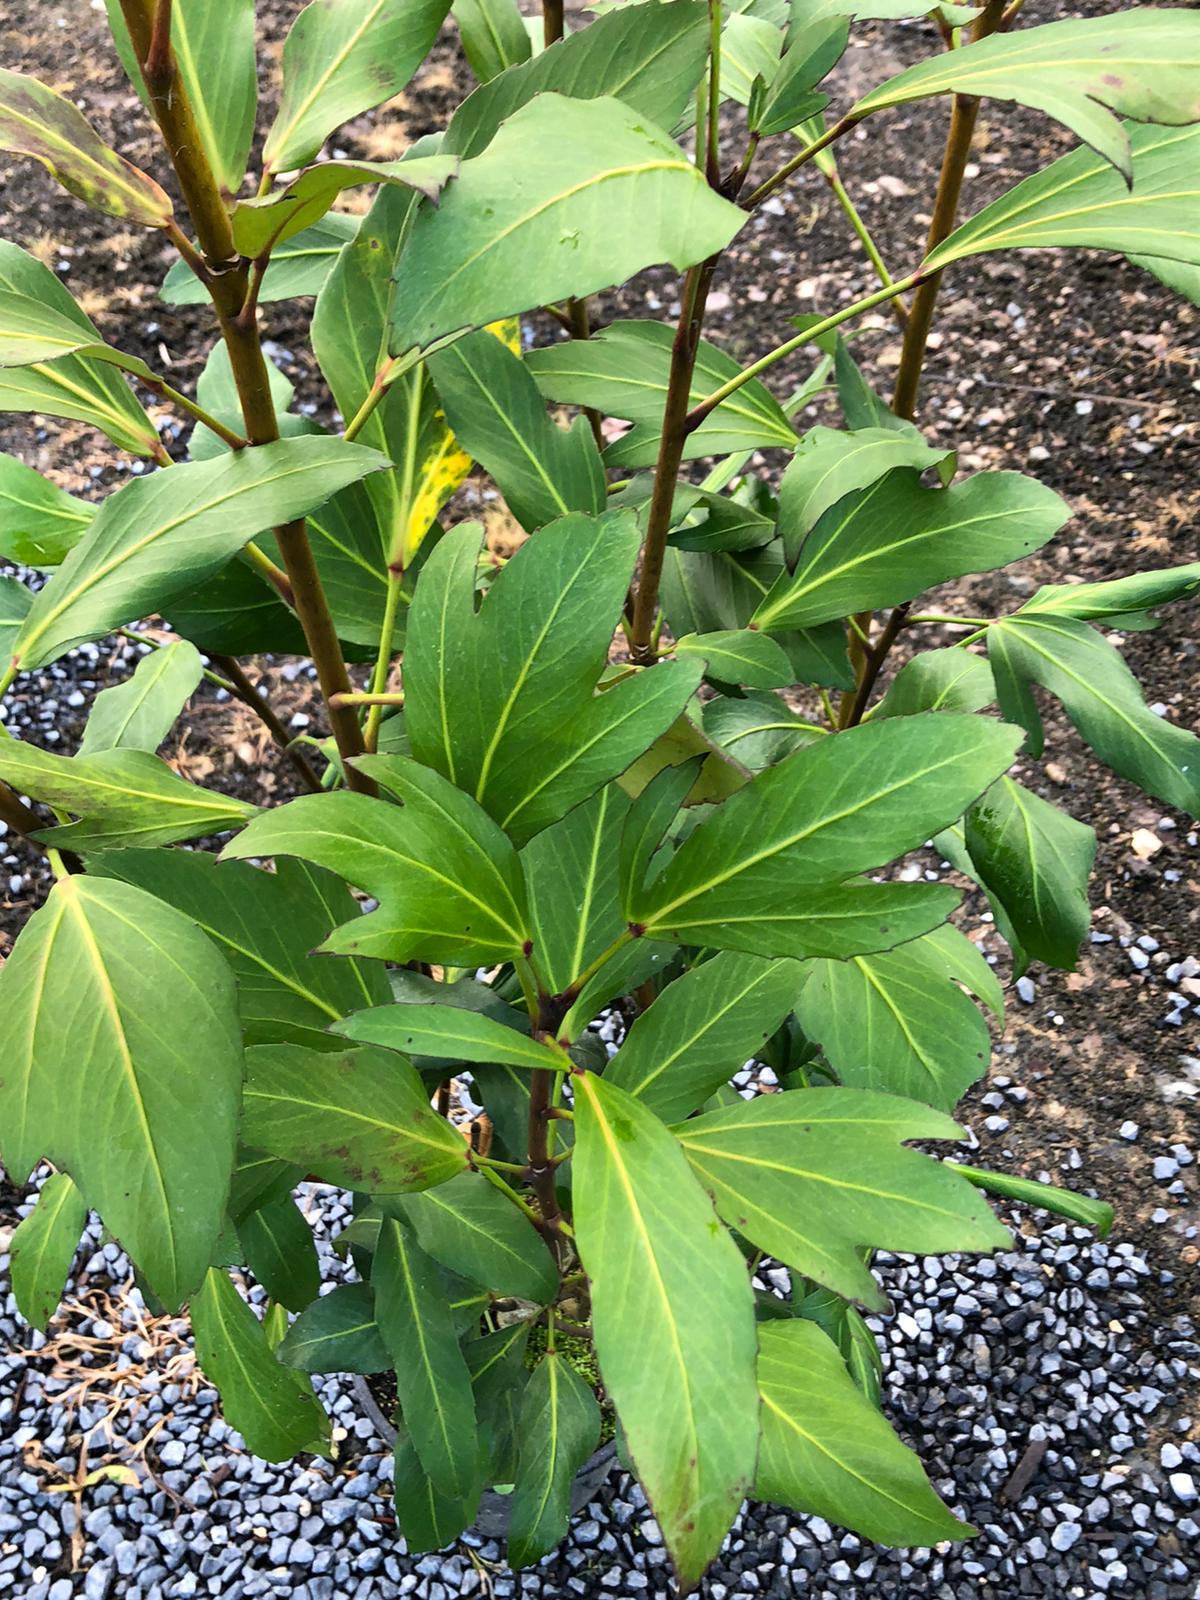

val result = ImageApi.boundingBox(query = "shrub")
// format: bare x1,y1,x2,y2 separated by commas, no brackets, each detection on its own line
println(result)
1,0,1198,1585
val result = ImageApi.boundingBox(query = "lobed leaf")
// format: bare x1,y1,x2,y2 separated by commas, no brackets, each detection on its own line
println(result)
795,923,1003,1110
850,12,1200,181
222,755,531,967
756,1320,970,1545
389,95,746,355
403,514,702,845
677,1085,1008,1308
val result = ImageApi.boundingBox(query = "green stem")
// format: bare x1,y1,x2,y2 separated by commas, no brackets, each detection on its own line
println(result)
476,1162,542,1227
142,376,249,449
331,689,405,709
742,114,860,211
705,0,722,188
560,927,635,1007
908,613,991,627
685,272,919,435
363,577,406,752
826,169,907,326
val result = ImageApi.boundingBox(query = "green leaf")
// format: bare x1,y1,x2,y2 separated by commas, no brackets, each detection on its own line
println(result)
373,1215,479,1499
428,330,605,531
751,17,844,136
467,1322,530,1482
720,12,784,109
963,777,1095,971
239,1193,321,1312
93,851,389,1050
988,613,1200,814
1018,562,1200,628
0,245,159,457
930,121,1200,275
446,0,710,159
835,338,915,435
191,1269,331,1460
263,0,456,174
162,215,358,306
0,67,172,224
0,876,241,1309
228,1148,307,1228
392,1425,479,1551
0,741,254,851
404,514,702,845
752,468,1068,633
573,1072,759,1587
756,1319,969,1544
676,1086,1008,1308
106,0,256,197
381,1171,558,1303
0,292,155,377
606,952,803,1122
0,576,32,664
390,95,745,355
1132,252,1200,306
525,320,797,469
661,543,854,689
9,437,387,675
795,924,1002,1110
628,714,1020,956
241,1042,470,1194
675,628,796,690
850,12,1200,181
222,754,531,967
78,641,203,757
232,156,458,258
278,1281,391,1373
313,183,485,576
453,0,532,84
508,1351,602,1566
777,427,952,567
0,452,95,568
875,647,995,719
338,1004,564,1072
10,1173,88,1332
702,689,822,771
947,1162,1113,1238
519,783,633,999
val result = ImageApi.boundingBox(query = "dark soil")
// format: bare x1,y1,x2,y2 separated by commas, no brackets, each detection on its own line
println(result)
1,0,1196,1411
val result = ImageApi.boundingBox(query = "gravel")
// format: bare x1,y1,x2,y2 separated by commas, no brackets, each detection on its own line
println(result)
2,635,1199,1600
3,1166,1198,1600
